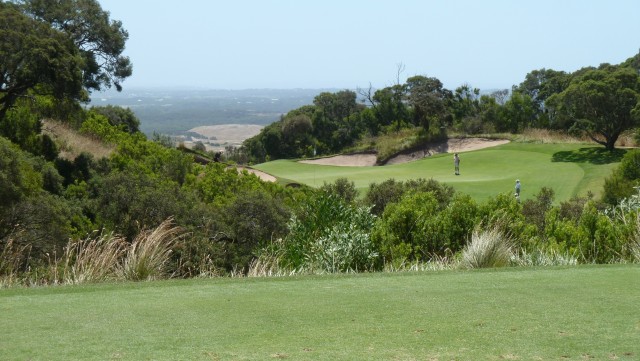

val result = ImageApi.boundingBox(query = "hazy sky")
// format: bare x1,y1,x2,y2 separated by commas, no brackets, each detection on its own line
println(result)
98,0,640,91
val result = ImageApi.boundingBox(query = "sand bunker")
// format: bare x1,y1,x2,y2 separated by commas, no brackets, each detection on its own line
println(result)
235,166,277,182
300,138,510,167
299,154,377,167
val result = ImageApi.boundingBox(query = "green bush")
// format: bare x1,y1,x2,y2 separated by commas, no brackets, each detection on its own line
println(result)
371,191,439,265
273,193,377,273
320,177,358,204
602,149,640,205
218,189,290,273
365,178,454,216
425,193,479,254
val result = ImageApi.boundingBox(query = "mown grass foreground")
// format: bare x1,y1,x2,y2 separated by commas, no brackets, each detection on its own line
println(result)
1,265,638,360
255,143,622,202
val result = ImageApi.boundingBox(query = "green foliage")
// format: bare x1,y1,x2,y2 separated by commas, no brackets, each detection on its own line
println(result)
0,2,84,121
365,178,455,216
90,170,195,240
187,163,263,206
217,189,290,272
498,91,536,132
521,186,555,235
372,191,478,266
1,193,83,259
0,136,43,207
602,149,640,205
80,111,128,143
274,194,378,272
90,105,140,134
319,177,358,203
547,66,640,150
372,191,439,265
19,0,132,92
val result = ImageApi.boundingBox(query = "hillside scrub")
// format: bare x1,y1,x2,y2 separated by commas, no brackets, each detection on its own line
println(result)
3,5,640,286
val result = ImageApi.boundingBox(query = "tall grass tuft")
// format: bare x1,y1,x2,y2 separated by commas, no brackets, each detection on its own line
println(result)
631,213,640,263
246,250,299,277
0,238,31,288
61,232,126,284
460,226,513,269
119,218,183,281
513,248,578,266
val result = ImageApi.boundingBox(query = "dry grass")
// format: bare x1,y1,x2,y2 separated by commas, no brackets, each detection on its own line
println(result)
0,238,31,288
61,232,126,284
516,128,638,147
352,128,425,161
631,214,640,263
119,218,183,281
41,118,115,160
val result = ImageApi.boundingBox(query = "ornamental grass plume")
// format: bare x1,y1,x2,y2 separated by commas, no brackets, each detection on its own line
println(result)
62,232,126,284
461,225,513,269
0,237,31,288
119,218,183,281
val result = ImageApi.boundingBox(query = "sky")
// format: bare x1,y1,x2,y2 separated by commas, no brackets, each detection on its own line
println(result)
98,0,640,92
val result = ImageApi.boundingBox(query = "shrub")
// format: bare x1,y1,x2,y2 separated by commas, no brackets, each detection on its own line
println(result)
602,149,640,205
364,178,406,215
521,187,555,235
365,178,454,216
371,191,439,265
217,189,290,273
319,177,358,204
424,193,479,254
273,194,377,273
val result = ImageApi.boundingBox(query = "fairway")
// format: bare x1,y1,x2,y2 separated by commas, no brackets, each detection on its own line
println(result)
1,266,639,360
254,143,622,202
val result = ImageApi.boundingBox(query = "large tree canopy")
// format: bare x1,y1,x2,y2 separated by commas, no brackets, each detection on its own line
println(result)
405,75,452,132
547,65,640,150
16,0,132,92
0,2,84,120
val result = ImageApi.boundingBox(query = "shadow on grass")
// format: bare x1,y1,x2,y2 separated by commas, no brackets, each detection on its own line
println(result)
552,147,626,164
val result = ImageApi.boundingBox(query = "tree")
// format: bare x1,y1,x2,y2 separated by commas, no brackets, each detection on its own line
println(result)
547,66,640,150
90,105,140,134
405,75,452,133
498,91,536,133
17,0,132,92
515,68,570,113
0,2,84,121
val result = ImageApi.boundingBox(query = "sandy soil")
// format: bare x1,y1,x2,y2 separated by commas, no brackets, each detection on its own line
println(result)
189,124,263,141
300,138,510,167
186,124,263,151
234,166,277,182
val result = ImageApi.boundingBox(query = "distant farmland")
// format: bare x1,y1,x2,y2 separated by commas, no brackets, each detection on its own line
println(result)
91,87,332,136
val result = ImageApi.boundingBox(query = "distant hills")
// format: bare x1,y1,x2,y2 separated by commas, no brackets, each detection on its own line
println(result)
90,88,338,136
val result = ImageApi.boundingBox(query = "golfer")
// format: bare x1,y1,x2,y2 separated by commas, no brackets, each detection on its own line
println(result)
515,179,521,196
454,153,460,175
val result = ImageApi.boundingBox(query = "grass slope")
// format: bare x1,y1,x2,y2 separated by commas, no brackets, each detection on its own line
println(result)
255,143,623,202
1,266,638,360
